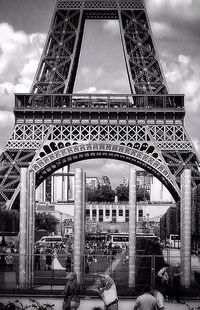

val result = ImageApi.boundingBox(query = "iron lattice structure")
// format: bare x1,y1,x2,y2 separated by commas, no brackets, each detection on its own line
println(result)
0,0,200,209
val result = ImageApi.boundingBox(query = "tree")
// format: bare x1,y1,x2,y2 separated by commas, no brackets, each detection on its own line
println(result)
137,187,150,202
35,212,59,233
86,185,115,202
115,185,150,202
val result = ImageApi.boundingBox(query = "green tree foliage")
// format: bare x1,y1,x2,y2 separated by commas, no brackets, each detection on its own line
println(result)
86,185,115,202
115,185,150,202
35,212,59,233
0,209,19,232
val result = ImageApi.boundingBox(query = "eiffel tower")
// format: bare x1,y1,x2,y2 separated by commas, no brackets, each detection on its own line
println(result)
0,0,200,210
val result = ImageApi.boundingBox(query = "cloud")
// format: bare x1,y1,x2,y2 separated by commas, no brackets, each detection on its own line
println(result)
71,159,131,188
0,22,45,147
0,111,15,152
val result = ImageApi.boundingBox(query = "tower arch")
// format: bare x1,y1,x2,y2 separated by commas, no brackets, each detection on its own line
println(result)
31,141,180,201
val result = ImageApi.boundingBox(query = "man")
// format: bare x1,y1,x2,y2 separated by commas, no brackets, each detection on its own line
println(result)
172,263,183,303
150,288,165,310
134,286,157,310
97,274,118,310
157,264,170,300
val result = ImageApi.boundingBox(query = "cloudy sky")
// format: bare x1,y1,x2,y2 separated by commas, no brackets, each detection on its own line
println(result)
0,0,200,188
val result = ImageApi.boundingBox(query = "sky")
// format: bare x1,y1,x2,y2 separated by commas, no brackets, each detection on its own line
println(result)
0,0,200,188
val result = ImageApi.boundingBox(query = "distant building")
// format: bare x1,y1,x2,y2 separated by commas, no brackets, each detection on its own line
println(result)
86,177,100,189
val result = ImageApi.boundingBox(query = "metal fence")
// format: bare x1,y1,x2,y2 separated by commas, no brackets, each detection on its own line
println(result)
0,251,200,295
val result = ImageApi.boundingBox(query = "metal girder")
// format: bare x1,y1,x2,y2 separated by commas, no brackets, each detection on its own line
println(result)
0,0,199,209
31,0,167,95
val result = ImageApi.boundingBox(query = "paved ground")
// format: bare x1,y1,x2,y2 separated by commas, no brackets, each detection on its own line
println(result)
0,296,199,310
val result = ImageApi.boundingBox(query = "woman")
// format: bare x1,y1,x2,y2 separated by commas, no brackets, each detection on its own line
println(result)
63,272,80,310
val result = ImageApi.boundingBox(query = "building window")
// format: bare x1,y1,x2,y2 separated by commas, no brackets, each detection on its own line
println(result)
92,209,97,221
119,209,123,217
112,210,116,217
106,209,110,217
125,210,129,222
86,209,90,217
138,209,143,218
99,209,103,222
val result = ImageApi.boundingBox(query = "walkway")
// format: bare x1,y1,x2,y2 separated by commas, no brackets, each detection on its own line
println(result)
0,296,198,310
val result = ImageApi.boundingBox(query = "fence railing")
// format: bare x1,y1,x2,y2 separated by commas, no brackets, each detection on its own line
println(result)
14,94,184,111
0,251,199,294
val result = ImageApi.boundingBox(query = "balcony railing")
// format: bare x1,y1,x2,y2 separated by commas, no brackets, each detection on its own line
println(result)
14,94,184,111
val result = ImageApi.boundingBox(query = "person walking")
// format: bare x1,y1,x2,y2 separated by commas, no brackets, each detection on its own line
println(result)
62,272,80,310
150,288,165,310
97,274,118,310
157,264,169,300
134,286,157,310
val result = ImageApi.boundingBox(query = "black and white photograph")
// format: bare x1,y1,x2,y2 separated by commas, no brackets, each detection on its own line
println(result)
0,0,200,309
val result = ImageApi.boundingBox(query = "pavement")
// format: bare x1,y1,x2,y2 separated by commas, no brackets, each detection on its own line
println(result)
0,296,200,310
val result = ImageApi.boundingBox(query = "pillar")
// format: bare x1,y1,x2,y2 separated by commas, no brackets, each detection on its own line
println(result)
27,170,35,287
82,172,86,281
74,168,83,283
180,169,191,288
19,167,28,288
129,168,137,287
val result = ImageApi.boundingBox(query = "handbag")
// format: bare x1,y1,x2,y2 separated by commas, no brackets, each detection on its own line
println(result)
101,285,118,306
70,295,80,308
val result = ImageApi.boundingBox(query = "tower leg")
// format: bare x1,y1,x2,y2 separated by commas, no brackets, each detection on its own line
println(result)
27,170,35,288
82,172,86,282
129,168,137,287
19,168,28,288
181,169,191,288
74,168,83,283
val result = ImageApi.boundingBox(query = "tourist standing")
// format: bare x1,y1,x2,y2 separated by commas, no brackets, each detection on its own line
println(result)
157,264,170,300
172,263,183,303
45,248,52,270
97,274,118,310
62,272,80,310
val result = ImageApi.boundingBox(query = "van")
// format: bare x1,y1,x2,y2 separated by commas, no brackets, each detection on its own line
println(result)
37,235,63,246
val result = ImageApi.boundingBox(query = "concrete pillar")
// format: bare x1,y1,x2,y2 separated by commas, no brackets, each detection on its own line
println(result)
74,168,83,283
27,170,35,288
180,169,191,288
82,172,86,281
51,175,54,202
19,167,28,288
129,168,137,287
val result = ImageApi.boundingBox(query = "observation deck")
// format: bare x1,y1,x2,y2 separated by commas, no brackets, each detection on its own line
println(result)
14,93,185,125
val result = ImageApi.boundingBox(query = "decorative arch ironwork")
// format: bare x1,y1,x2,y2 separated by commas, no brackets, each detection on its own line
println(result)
30,141,180,201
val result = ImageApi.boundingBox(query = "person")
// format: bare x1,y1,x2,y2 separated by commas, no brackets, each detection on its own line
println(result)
62,272,80,310
65,254,72,273
172,263,183,303
45,248,52,270
134,286,157,310
34,247,41,270
157,264,169,300
97,274,118,310
150,288,165,310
